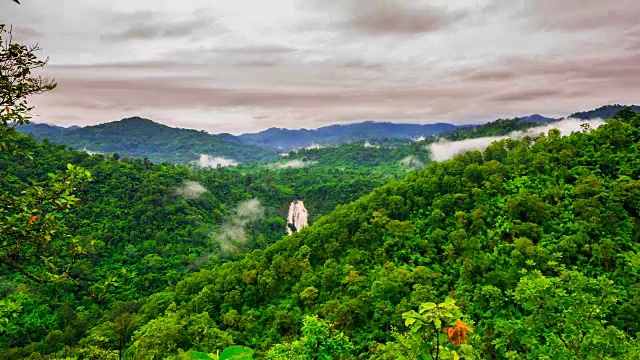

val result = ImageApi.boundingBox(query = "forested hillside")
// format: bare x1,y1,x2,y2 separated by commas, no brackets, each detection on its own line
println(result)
4,107,640,359
569,104,640,120
18,117,278,164
125,109,640,359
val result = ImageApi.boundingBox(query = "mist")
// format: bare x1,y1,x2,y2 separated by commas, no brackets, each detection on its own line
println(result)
82,147,103,155
400,155,425,169
199,154,239,168
217,199,264,254
175,181,207,199
268,159,318,170
428,118,606,162
304,144,324,150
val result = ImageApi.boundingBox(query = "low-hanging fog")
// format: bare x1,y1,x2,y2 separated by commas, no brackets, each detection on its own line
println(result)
428,118,606,162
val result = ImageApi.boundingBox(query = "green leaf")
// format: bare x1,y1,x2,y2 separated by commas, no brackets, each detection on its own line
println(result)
434,318,442,329
186,350,214,360
219,346,254,360
418,343,434,360
411,323,422,333
441,297,455,307
438,333,449,346
405,317,416,326
420,302,437,311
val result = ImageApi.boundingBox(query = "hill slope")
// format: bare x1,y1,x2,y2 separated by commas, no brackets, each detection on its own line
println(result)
122,109,640,358
18,117,278,164
569,104,640,119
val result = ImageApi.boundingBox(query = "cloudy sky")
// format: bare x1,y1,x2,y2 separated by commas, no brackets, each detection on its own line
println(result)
1,0,638,134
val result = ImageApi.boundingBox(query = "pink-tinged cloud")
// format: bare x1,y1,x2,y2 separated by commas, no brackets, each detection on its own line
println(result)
1,0,638,133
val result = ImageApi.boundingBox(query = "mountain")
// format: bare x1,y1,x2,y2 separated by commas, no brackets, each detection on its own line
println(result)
15,105,628,164
15,122,73,138
18,117,278,164
238,121,459,150
569,104,640,119
517,114,557,123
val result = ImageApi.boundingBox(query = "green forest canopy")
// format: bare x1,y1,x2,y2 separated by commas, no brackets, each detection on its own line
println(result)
2,109,640,359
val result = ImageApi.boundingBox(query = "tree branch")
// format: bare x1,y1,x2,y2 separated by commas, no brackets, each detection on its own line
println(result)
0,257,44,283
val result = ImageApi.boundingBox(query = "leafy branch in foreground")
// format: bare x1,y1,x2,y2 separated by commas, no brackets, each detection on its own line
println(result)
399,298,476,360
0,23,104,300
0,23,56,152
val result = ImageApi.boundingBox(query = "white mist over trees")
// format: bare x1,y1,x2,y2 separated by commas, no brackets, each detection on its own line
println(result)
218,199,265,254
175,181,207,199
199,154,239,168
428,118,606,161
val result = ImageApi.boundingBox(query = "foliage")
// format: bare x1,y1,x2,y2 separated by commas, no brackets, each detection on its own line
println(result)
3,109,640,358
399,298,476,360
0,24,96,295
266,315,354,360
569,104,640,120
0,24,56,153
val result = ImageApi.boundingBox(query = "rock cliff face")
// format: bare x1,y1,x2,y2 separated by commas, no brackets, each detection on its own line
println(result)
286,200,308,235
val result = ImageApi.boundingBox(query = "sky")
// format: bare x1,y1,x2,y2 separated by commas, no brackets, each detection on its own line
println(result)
1,0,639,134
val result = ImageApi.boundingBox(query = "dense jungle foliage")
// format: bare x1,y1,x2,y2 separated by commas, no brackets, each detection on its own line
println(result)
3,109,640,359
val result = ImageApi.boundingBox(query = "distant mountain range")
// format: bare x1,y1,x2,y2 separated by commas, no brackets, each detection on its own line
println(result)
238,121,459,150
17,105,636,164
18,117,277,165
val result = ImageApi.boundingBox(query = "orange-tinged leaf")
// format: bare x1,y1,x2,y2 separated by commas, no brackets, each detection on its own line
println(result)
28,215,37,224
455,320,473,332
444,321,473,346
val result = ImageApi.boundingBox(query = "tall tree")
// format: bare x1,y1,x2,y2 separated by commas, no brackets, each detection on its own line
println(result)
0,24,92,291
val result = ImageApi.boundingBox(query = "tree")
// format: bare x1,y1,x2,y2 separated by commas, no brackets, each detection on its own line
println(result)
492,269,634,359
0,24,93,291
266,315,354,360
108,312,138,360
0,24,56,152
399,299,477,360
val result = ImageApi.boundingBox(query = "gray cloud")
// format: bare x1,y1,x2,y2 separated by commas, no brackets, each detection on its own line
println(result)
198,155,238,168
3,0,639,133
267,159,318,170
529,0,640,32
8,24,43,40
346,0,467,35
307,0,468,35
101,12,214,42
489,88,565,103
